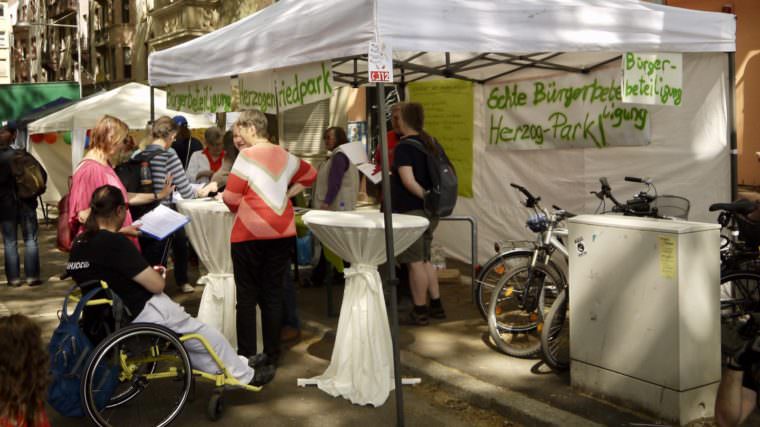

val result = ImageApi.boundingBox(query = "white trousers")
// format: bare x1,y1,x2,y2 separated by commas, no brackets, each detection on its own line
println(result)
133,293,254,385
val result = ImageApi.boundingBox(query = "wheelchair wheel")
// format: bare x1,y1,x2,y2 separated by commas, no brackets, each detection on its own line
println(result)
206,390,224,421
81,323,193,427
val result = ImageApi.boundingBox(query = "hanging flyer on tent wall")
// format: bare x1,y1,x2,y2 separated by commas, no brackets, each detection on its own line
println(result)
622,52,683,107
368,40,393,83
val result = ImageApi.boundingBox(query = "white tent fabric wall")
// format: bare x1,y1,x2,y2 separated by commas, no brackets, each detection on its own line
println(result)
28,138,72,204
434,53,730,264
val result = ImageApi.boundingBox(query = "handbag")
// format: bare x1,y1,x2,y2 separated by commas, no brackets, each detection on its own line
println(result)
56,176,76,252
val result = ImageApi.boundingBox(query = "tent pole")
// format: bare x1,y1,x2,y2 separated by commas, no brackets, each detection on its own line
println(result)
377,83,405,427
728,52,737,200
150,86,155,123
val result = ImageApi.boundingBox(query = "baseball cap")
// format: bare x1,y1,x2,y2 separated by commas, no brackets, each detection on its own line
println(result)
172,115,188,127
0,120,18,132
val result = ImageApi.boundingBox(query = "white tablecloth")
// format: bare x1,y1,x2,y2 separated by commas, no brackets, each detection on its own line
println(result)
301,210,429,406
176,199,241,349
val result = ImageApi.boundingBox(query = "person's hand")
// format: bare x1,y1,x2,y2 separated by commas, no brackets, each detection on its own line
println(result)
197,182,218,198
214,192,224,201
77,208,91,224
728,337,760,371
157,174,175,200
119,223,142,237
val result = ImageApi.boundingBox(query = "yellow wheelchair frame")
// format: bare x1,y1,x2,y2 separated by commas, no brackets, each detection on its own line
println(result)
70,281,261,425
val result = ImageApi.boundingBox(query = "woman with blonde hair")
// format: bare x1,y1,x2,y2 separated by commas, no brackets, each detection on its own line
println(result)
68,115,174,248
223,109,317,370
0,314,50,427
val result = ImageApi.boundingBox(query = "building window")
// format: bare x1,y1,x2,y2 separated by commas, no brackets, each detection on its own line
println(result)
122,1,130,24
123,47,131,79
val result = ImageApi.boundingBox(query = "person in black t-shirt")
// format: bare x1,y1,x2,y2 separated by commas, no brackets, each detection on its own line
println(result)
67,185,275,387
390,102,445,326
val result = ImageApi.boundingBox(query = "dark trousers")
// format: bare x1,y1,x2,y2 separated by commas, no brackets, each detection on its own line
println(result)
231,237,294,361
139,226,189,286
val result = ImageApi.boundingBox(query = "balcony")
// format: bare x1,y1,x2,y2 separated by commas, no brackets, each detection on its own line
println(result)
47,0,79,20
148,0,220,52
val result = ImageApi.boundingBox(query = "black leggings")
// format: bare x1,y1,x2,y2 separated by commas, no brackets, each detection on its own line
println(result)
231,237,294,362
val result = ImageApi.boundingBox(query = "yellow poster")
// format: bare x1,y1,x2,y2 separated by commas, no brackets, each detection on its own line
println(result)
408,79,474,197
658,236,677,279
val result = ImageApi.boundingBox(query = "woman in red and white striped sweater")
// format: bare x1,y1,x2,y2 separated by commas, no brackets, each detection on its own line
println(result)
223,110,316,372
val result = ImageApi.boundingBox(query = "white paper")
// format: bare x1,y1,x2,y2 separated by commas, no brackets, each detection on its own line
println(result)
357,163,382,184
622,52,683,107
134,204,190,240
337,142,369,165
368,40,393,83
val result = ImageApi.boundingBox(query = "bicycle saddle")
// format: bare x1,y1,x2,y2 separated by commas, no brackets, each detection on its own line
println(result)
709,199,758,214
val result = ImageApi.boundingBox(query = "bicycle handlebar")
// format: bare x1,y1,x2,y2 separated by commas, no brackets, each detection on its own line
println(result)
510,183,540,207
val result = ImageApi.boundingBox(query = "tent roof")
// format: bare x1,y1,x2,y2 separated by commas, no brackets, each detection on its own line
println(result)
17,97,77,128
27,82,215,133
148,0,735,86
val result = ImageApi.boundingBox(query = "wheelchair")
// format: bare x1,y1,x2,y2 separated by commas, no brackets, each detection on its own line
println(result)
70,280,261,426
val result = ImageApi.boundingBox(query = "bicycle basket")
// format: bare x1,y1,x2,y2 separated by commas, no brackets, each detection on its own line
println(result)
736,214,760,248
526,214,548,233
653,195,690,220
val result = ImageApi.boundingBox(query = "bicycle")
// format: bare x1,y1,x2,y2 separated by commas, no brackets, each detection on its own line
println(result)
486,183,571,357
540,177,689,371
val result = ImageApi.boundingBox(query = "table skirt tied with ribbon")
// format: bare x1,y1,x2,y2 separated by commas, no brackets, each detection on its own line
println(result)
302,211,429,406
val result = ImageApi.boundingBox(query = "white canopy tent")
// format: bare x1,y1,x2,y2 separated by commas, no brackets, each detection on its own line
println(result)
26,82,214,203
148,0,736,419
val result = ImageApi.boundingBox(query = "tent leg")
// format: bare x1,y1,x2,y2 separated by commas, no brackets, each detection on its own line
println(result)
150,86,156,124
728,52,738,201
377,83,405,427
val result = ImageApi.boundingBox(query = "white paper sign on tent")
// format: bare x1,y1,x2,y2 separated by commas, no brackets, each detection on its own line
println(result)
166,77,232,113
274,61,334,113
368,40,393,83
238,70,278,113
622,52,683,107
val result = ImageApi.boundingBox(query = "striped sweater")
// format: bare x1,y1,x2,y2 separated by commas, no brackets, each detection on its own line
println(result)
223,144,317,242
142,144,195,203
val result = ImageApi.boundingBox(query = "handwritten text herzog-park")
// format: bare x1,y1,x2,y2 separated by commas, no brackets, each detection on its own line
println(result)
487,75,650,149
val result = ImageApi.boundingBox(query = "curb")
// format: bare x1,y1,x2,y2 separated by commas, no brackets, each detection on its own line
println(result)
300,319,601,427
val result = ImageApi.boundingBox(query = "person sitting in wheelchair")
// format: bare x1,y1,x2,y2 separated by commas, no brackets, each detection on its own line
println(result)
65,184,275,387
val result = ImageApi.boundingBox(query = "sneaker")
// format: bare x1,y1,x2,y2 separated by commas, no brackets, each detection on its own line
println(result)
401,309,429,326
428,304,446,319
27,278,44,287
8,280,22,288
180,283,195,293
249,364,276,387
248,353,273,369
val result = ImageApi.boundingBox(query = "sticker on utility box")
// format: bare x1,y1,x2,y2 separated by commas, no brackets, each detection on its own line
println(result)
575,236,587,257
658,236,677,279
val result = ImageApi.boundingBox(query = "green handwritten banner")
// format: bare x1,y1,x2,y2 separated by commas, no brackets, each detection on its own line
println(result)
276,61,334,112
408,79,473,198
238,70,277,113
622,52,683,106
485,67,651,150
167,77,232,113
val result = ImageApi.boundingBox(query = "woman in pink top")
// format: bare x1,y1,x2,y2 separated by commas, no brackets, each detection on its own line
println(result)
68,115,174,247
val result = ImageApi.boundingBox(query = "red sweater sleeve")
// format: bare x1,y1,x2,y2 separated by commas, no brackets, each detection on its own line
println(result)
291,158,317,187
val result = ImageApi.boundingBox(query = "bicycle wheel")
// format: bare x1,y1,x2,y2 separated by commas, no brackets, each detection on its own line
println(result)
488,264,565,357
81,323,193,427
720,271,760,357
475,249,533,319
540,288,569,372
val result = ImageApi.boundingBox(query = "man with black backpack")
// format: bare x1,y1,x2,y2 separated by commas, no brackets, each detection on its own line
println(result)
0,121,44,287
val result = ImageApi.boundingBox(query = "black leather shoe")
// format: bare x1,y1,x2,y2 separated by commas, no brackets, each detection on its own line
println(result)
248,353,269,369
249,364,276,387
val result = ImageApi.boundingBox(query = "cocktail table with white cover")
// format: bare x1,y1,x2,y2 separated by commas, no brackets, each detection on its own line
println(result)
176,199,243,349
299,210,429,406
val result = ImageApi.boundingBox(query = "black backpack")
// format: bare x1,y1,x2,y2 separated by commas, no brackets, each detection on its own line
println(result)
115,150,162,219
11,149,48,199
401,137,458,217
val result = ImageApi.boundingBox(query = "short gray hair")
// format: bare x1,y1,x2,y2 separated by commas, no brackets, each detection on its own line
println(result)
235,109,268,138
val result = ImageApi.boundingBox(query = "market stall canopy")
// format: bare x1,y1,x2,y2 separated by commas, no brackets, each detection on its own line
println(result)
16,97,77,129
148,0,735,87
27,82,214,133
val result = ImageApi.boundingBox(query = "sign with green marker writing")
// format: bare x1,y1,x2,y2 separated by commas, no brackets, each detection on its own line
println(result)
238,70,277,113
622,52,682,107
485,67,651,150
275,61,334,113
167,77,232,113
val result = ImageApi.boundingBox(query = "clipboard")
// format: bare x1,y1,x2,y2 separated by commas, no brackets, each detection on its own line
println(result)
134,204,190,240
